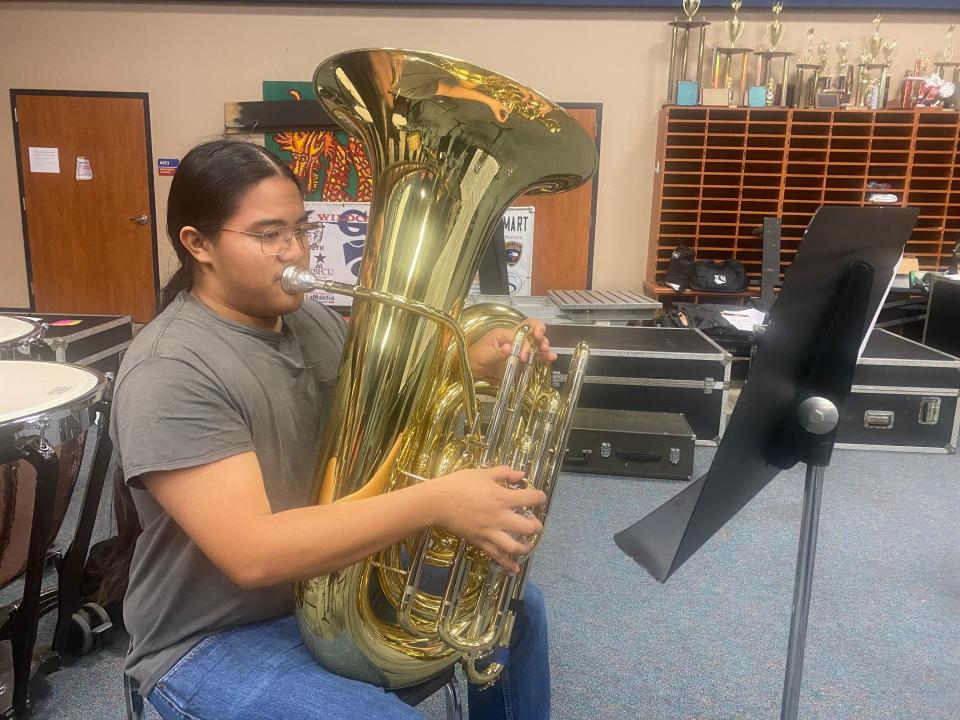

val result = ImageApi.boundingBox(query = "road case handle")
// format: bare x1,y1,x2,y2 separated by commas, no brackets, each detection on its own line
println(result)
564,449,593,466
615,450,663,463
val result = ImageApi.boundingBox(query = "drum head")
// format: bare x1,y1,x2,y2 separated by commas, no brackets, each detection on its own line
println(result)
0,361,106,448
0,316,41,346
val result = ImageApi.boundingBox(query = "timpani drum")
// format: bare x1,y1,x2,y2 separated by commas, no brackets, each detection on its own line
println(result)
0,361,107,587
0,317,45,361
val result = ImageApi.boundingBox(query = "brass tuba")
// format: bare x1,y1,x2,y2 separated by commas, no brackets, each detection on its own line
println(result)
281,49,597,689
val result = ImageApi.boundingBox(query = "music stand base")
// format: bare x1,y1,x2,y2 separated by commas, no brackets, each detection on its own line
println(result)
780,462,826,720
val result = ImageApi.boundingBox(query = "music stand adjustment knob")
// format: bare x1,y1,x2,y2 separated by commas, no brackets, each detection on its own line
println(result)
798,396,839,435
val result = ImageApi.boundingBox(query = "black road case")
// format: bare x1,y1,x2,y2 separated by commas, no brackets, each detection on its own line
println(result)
548,325,732,445
1,313,133,376
836,329,960,453
562,408,695,480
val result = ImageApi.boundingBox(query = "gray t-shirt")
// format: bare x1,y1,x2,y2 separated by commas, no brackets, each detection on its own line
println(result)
110,291,347,695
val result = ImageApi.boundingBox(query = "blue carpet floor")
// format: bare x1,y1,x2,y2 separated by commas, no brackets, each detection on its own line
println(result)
3,436,957,719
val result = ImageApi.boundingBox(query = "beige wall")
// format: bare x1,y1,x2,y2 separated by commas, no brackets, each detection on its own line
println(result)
0,2,954,309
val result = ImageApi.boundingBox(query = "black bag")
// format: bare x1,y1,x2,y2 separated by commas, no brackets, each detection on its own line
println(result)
665,245,694,291
690,259,748,292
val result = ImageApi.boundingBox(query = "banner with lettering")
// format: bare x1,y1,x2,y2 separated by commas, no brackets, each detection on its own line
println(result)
304,201,369,305
305,202,536,304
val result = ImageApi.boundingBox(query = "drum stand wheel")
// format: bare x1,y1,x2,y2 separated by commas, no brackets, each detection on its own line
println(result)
66,603,112,657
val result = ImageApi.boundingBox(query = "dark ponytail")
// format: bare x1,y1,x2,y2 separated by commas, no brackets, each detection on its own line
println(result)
157,139,302,312
96,141,302,610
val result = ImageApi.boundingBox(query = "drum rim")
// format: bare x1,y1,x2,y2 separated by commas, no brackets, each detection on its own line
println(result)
0,361,108,444
0,315,43,347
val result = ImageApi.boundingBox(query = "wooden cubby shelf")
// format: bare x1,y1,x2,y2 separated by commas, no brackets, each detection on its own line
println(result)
648,106,960,303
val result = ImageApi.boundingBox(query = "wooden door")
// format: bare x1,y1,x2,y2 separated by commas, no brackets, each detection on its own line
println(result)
13,92,158,321
520,105,600,294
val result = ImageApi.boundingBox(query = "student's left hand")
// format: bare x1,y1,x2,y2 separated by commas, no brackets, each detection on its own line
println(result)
467,319,557,380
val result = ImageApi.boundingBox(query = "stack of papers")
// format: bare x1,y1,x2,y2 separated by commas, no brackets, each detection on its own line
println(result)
720,307,767,332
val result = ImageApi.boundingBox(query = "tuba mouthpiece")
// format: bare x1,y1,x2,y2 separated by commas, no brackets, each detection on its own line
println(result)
281,266,318,294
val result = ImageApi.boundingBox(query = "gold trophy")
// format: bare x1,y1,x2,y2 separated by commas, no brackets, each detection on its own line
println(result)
752,1,792,107
794,28,822,107
827,39,853,103
944,25,956,63
881,38,898,66
934,24,960,108
801,28,816,65
836,39,851,78
768,2,784,50
866,13,884,60
710,0,750,106
666,0,711,104
855,14,889,108
817,40,831,70
725,0,745,46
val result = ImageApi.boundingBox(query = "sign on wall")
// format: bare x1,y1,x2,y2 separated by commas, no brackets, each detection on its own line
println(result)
304,201,368,305
503,206,535,296
305,202,537,305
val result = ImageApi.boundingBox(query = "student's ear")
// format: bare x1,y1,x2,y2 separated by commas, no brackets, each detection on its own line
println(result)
180,226,215,266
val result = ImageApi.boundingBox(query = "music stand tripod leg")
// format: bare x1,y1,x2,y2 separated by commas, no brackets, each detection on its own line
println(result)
780,460,827,720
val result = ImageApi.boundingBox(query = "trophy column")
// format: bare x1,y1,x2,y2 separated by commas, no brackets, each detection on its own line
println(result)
854,62,889,109
754,50,793,106
710,48,750,106
793,63,821,108
667,19,711,104
933,61,960,108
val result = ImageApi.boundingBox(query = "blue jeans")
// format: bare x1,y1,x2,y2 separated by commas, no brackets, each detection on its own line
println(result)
148,583,549,720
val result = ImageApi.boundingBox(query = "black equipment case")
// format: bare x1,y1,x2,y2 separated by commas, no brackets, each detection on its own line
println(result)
2,312,133,376
562,408,695,480
548,325,732,445
836,329,960,453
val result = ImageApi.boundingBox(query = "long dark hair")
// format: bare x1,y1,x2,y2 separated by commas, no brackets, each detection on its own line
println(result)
158,139,302,311
97,140,302,608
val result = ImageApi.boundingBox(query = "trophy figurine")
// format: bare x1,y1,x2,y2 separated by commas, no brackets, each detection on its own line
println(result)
827,39,853,102
934,24,960,108
768,2,784,51
854,14,889,108
801,28,816,65
725,0,745,47
753,1,792,106
836,39,851,77
944,25,956,63
881,38,898,66
816,39,832,93
794,28,822,107
817,40,831,70
666,0,711,104
711,0,750,105
867,13,884,60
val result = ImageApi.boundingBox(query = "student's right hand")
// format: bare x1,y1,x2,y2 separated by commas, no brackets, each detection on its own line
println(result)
427,465,546,574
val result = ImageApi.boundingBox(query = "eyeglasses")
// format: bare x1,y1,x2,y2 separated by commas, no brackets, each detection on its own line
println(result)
219,221,324,256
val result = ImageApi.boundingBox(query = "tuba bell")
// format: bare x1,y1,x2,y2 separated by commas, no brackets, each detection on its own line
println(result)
282,48,597,689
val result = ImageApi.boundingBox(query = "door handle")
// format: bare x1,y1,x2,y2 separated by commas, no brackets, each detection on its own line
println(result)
129,214,150,225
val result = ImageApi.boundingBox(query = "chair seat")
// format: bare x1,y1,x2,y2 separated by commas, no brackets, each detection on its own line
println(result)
391,665,456,707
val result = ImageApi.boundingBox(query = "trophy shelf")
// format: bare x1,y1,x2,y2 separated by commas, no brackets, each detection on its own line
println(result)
648,105,960,304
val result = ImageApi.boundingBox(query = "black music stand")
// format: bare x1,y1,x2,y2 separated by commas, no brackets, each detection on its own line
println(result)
477,218,509,294
615,206,918,720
